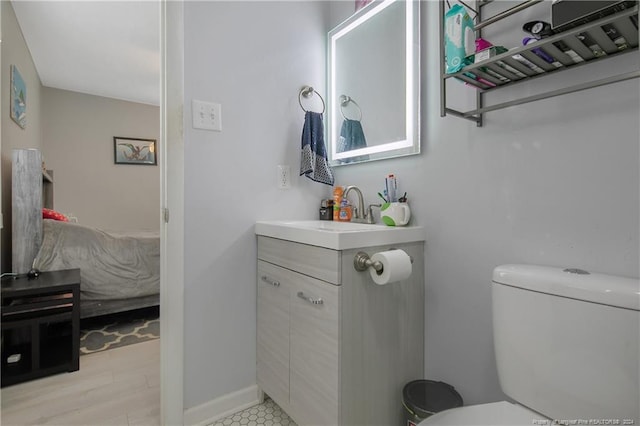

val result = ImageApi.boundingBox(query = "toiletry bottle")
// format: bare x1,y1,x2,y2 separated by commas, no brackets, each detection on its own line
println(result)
319,199,333,221
338,198,352,222
333,186,343,221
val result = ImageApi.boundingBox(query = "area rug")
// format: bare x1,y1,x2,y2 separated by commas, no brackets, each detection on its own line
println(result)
80,306,160,355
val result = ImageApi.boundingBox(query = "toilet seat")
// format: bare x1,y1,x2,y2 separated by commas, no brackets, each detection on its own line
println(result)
419,400,545,425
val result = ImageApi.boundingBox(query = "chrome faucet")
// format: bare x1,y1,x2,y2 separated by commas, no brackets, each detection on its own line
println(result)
343,186,378,224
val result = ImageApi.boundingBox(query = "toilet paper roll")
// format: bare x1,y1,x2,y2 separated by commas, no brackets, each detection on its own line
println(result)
369,249,412,285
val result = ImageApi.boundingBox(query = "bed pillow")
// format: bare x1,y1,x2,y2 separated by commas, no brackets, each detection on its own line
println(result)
42,208,69,222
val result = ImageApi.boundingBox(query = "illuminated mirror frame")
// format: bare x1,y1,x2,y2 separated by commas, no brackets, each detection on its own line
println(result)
328,0,420,166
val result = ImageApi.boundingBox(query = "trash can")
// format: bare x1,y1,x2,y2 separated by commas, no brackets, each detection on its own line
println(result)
402,380,463,426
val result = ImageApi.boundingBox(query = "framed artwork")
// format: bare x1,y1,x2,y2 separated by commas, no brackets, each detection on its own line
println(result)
10,65,27,129
114,137,157,165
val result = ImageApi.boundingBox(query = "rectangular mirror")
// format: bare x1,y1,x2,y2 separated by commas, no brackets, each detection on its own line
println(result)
328,0,420,166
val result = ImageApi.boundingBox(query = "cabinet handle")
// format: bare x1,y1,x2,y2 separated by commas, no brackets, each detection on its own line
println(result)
260,275,280,287
297,291,323,305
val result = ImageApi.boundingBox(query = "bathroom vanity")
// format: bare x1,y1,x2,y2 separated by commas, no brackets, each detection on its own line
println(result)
255,221,425,426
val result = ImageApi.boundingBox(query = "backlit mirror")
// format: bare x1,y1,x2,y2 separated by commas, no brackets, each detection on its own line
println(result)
328,0,420,166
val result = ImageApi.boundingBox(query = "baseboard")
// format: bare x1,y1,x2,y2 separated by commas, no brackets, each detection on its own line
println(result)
183,384,263,426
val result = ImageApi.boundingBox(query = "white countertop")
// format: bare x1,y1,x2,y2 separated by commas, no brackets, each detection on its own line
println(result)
255,220,425,250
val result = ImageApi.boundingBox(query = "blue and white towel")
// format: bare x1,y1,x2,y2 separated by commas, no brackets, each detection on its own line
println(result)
300,111,334,185
337,119,369,163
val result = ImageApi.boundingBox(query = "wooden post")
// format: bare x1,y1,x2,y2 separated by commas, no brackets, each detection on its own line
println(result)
12,149,43,274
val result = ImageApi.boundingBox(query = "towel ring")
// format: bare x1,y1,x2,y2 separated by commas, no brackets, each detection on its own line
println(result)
339,95,363,121
299,86,325,114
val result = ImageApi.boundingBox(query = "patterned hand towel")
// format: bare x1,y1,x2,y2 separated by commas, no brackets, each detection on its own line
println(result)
337,119,369,163
300,111,334,185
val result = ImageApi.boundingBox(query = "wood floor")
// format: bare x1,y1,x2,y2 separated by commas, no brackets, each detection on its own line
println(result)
1,339,160,426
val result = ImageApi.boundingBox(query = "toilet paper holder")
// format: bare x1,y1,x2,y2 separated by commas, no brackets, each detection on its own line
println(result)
353,250,413,273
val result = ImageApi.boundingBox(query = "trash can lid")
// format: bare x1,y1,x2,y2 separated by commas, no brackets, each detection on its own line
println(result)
403,380,464,418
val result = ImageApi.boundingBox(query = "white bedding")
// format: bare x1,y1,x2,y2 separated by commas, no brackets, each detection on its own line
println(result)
33,219,160,300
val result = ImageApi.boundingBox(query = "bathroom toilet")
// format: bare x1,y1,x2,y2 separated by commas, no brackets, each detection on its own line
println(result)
420,264,640,425
421,400,540,425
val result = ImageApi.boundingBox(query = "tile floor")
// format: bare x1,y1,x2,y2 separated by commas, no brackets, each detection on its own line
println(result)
208,398,297,426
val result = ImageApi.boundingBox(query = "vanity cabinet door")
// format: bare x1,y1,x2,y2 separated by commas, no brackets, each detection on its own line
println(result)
290,274,340,426
256,260,291,408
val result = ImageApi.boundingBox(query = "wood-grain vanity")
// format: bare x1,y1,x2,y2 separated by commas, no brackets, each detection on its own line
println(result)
255,221,425,426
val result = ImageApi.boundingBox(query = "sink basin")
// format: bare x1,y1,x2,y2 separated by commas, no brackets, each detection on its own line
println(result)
255,220,425,250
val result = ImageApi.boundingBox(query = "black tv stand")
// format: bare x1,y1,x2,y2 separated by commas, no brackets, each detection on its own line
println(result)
1,269,80,387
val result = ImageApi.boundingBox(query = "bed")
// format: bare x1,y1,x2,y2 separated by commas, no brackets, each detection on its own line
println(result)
11,149,159,319
32,219,160,318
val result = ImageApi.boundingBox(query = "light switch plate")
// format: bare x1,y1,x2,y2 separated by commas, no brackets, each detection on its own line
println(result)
192,99,222,131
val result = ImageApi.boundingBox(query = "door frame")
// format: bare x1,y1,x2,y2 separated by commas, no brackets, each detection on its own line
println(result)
160,1,185,424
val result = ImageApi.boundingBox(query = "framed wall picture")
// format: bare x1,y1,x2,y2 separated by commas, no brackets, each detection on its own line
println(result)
10,65,27,129
114,137,157,165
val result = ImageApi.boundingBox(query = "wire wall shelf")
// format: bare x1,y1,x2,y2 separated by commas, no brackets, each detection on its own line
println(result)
439,1,640,126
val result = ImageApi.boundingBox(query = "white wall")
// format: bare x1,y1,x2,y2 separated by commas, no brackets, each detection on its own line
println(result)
181,0,639,413
1,1,43,272
182,1,330,409
41,87,160,232
332,1,639,404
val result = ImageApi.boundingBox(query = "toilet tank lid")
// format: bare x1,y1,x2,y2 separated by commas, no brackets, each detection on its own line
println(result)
492,264,640,311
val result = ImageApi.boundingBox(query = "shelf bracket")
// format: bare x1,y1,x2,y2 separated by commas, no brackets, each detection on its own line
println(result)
462,70,640,118
445,108,481,124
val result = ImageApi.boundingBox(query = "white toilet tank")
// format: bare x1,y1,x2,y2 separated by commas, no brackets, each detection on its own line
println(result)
492,264,639,423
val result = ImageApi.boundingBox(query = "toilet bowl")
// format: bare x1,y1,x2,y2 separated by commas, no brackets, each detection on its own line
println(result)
419,264,639,425
419,401,542,425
